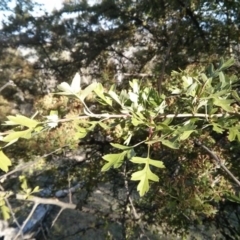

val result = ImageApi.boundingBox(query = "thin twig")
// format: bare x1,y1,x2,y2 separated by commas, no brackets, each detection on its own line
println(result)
16,194,76,209
195,140,240,187
14,203,38,240
51,208,64,228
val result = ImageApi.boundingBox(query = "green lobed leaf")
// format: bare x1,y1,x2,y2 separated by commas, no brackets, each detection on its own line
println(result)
211,123,225,134
57,82,73,93
129,92,139,103
129,79,139,93
79,82,98,101
2,129,32,142
219,58,235,71
98,122,109,130
213,98,234,112
110,143,133,150
1,205,10,220
131,117,143,126
108,90,122,105
101,151,128,171
219,72,227,88
0,150,11,172
6,115,39,128
179,130,196,141
131,157,165,168
146,137,179,148
228,127,240,142
70,72,81,93
93,83,112,106
131,164,159,196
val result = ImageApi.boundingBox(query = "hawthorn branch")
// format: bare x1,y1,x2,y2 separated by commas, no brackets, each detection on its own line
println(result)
16,194,76,209
194,140,240,187
56,112,236,123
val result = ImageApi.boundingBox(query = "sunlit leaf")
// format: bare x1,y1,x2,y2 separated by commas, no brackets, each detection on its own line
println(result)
213,98,234,112
129,79,139,93
1,205,10,220
129,92,138,103
179,130,195,140
19,175,28,191
212,123,225,134
2,129,32,142
124,133,133,145
228,127,240,141
57,82,73,93
79,82,97,101
110,143,133,150
6,115,39,128
131,157,165,168
131,164,159,196
94,83,112,106
108,90,122,105
219,58,235,71
182,76,193,89
98,122,109,130
132,117,143,126
219,72,227,88
71,72,81,93
101,151,127,171
0,150,11,172
160,139,179,149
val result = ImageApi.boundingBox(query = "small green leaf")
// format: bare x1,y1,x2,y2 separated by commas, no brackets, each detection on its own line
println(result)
213,98,234,112
130,157,147,164
19,175,28,191
219,72,227,88
232,90,240,103
131,157,165,168
94,83,112,106
0,150,11,172
108,90,122,105
79,82,97,101
98,122,109,130
148,159,165,168
124,133,133,145
57,82,73,93
182,76,193,89
75,126,88,139
212,123,224,134
1,205,10,220
228,127,236,141
179,130,195,140
129,79,139,93
160,139,179,149
228,127,240,141
110,143,133,150
132,117,143,126
101,151,127,171
129,92,139,103
131,164,159,196
2,129,32,142
6,115,39,128
71,72,81,93
32,186,40,193
219,58,235,71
